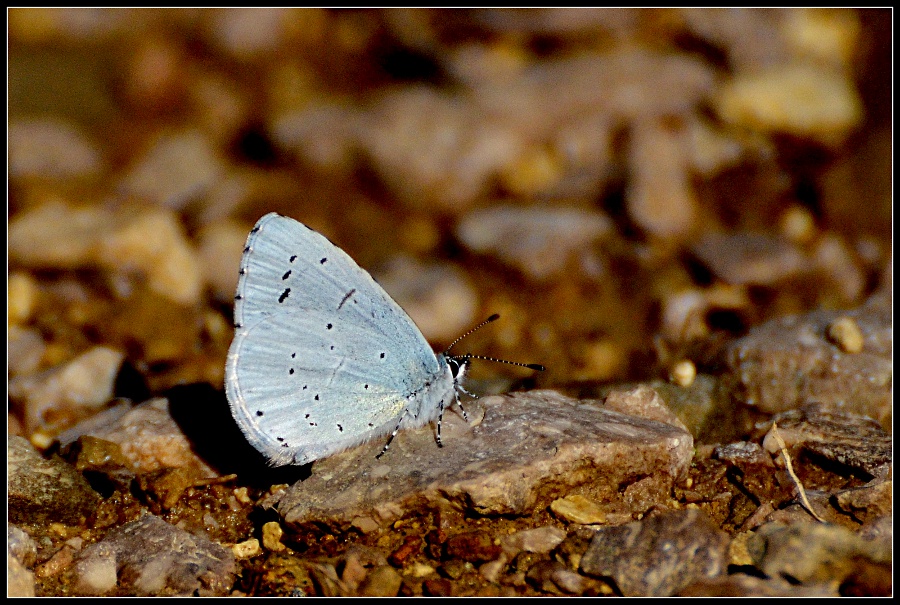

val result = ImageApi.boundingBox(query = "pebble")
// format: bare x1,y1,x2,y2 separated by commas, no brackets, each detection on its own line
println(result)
714,63,863,146
550,494,608,525
724,296,891,427
262,521,286,552
35,544,76,578
762,404,891,478
627,119,697,239
526,559,592,595
9,117,102,179
579,508,729,597
8,436,102,526
8,201,113,269
73,544,118,596
270,101,359,173
455,205,613,280
444,530,502,563
8,525,38,568
826,316,864,353
98,208,204,306
8,345,124,437
72,514,236,596
500,525,567,555
387,535,422,567
357,565,403,597
690,232,807,286
58,397,217,476
118,129,225,211
232,538,261,559
753,521,890,589
8,325,46,378
359,86,522,212
810,234,866,304
669,359,697,388
7,272,38,326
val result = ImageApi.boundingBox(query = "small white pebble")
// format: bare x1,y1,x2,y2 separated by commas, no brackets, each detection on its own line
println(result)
669,359,697,387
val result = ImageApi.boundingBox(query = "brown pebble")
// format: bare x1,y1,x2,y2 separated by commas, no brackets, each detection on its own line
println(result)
388,535,422,567
422,577,454,597
35,545,76,578
444,530,502,563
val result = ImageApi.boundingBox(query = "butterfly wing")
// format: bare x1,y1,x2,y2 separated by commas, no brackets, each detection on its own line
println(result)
225,213,448,466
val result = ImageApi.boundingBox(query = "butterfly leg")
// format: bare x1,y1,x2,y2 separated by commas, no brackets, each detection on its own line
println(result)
454,397,469,423
376,410,407,459
435,398,445,448
454,385,477,422
457,384,478,399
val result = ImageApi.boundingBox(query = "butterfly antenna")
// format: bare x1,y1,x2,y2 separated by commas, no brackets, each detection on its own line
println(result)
444,314,545,371
453,353,544,372
444,314,501,354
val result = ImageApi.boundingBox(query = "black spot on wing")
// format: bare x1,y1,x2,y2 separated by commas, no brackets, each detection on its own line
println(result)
282,270,291,280
279,288,290,303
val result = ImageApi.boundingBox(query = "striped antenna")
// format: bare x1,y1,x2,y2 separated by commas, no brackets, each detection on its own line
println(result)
452,353,544,372
444,314,545,371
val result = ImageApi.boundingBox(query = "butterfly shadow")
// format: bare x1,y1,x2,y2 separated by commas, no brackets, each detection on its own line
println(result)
164,383,312,487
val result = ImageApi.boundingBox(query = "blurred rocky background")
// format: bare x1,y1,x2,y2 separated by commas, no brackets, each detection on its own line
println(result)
8,9,891,597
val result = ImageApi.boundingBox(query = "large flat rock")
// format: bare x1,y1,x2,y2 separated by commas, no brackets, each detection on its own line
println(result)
275,390,693,530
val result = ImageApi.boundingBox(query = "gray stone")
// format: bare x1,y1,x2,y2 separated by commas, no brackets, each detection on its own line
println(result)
7,525,38,597
8,436,101,526
678,572,838,597
7,525,38,568
762,404,891,478
752,521,891,589
72,514,235,596
357,565,403,597
455,205,613,280
8,550,35,597
580,508,729,596
690,232,808,285
59,397,217,477
724,294,892,428
276,391,693,530
500,525,567,555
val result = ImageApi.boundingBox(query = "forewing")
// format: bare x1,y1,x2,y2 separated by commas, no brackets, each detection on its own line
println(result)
226,213,444,465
